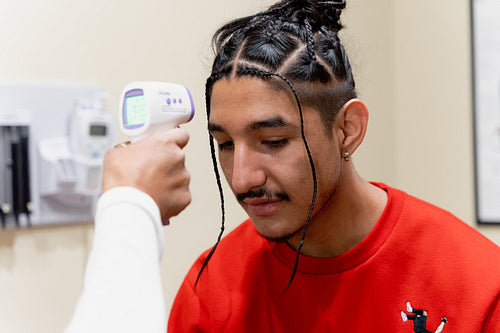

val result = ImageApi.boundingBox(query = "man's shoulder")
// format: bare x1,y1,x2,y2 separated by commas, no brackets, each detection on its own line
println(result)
389,186,500,261
376,183,500,256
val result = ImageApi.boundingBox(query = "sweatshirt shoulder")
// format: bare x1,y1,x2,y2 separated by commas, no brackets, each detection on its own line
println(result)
397,189,500,260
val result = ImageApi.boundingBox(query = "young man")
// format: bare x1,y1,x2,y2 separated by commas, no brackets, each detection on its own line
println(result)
167,0,500,331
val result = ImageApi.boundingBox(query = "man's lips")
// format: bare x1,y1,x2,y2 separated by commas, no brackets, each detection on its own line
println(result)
237,188,290,216
244,198,282,216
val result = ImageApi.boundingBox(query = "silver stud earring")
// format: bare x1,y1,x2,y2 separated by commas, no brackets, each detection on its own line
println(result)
343,151,350,162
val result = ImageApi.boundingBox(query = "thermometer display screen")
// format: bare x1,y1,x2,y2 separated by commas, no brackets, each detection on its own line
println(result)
125,94,146,126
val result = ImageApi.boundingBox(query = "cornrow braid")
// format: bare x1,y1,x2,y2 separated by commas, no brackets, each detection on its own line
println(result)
304,19,316,62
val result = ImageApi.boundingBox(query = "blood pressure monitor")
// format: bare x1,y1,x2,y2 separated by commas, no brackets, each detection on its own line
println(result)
69,100,112,161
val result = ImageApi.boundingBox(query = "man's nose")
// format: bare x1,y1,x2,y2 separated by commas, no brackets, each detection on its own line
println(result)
231,145,266,195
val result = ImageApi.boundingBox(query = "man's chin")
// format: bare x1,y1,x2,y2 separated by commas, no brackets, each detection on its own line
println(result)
250,215,305,243
262,234,290,243
257,226,303,243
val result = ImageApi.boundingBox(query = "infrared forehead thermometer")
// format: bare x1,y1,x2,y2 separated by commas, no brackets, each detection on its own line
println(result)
119,82,195,141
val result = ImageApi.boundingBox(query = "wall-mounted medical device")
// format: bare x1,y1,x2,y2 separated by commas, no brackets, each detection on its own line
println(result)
119,82,194,141
0,82,115,228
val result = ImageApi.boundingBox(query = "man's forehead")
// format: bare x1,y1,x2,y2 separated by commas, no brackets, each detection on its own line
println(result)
208,76,305,132
210,76,296,108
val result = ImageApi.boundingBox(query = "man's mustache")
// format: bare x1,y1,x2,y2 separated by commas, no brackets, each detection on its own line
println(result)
236,188,290,203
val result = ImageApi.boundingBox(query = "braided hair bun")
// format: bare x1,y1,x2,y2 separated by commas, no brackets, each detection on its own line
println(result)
211,0,353,87
267,0,346,32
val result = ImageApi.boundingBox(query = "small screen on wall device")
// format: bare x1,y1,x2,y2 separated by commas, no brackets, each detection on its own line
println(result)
89,125,107,136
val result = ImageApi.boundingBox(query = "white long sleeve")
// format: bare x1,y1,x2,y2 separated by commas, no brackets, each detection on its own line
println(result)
65,187,166,333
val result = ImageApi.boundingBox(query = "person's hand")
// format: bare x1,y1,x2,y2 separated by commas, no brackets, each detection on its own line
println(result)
102,128,191,222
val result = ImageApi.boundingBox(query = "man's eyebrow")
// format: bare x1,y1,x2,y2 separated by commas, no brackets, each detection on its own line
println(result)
208,116,291,134
247,116,289,132
208,122,224,133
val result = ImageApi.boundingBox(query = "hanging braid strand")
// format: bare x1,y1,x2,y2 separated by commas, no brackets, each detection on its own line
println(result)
195,71,229,288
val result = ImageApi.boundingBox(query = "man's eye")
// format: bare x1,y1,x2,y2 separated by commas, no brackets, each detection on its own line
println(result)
263,139,288,148
218,141,234,151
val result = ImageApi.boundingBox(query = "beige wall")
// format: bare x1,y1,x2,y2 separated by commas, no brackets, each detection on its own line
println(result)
390,0,500,245
0,0,498,332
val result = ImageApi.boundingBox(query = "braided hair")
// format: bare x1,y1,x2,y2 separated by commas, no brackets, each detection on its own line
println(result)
197,0,356,290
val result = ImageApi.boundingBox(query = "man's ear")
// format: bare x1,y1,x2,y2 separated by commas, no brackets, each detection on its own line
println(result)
334,99,369,156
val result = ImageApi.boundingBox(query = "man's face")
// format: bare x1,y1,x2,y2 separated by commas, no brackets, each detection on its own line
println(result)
208,76,343,241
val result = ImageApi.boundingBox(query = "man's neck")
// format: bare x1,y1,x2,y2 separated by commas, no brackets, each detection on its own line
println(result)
286,168,388,258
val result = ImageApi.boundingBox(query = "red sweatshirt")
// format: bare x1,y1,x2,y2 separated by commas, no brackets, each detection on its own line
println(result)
168,184,500,332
